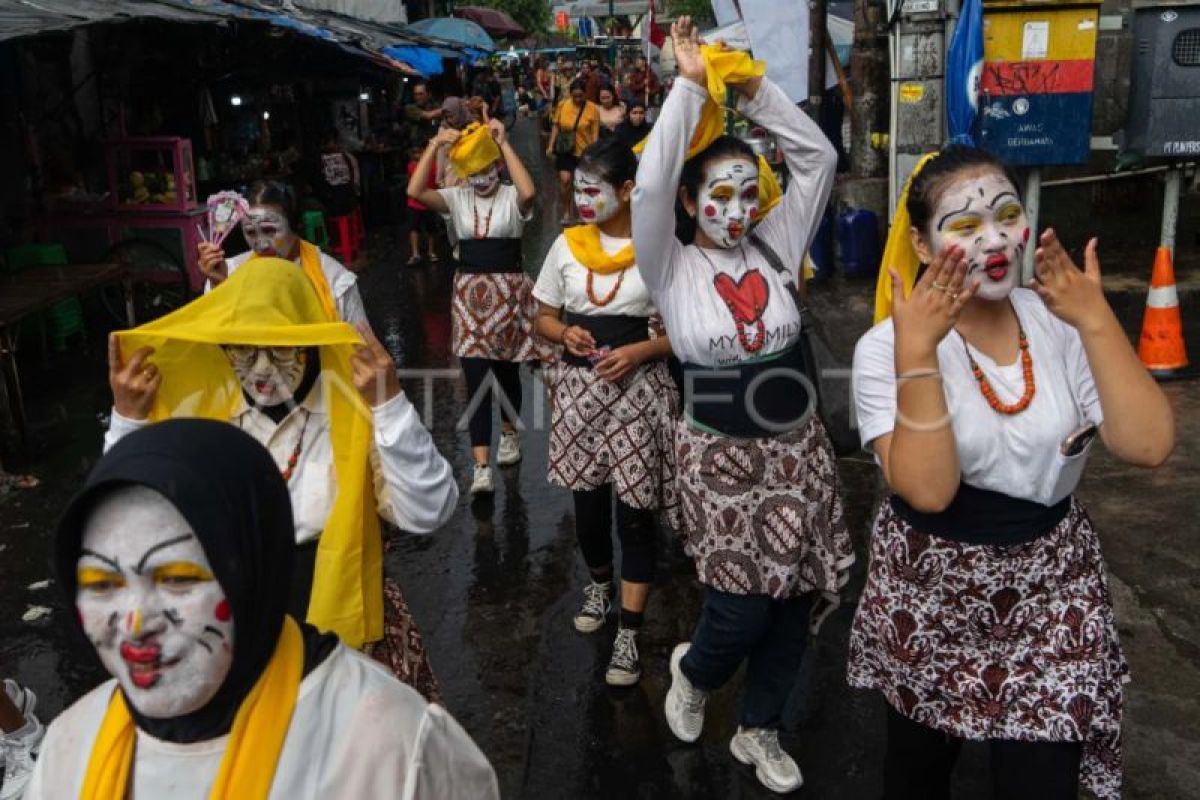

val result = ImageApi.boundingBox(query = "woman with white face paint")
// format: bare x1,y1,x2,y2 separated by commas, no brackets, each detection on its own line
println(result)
532,138,679,687
196,180,368,326
409,118,542,496
630,18,852,793
28,419,498,799
102,259,457,700
849,145,1174,800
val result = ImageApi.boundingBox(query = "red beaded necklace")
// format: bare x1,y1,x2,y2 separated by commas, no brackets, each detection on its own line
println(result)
280,410,312,482
585,268,626,307
960,324,1036,415
472,194,494,240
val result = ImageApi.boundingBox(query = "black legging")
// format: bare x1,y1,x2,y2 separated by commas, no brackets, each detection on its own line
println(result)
573,485,657,583
883,704,1083,800
460,357,523,448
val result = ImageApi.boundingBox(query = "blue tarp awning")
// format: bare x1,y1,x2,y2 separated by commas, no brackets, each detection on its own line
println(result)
382,44,444,77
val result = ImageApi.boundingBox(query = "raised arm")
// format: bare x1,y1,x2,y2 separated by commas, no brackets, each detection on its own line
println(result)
407,129,457,213
631,18,708,293
490,119,535,212
742,79,838,278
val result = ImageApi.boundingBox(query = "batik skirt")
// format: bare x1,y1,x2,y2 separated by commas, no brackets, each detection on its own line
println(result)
847,499,1127,799
675,416,855,621
451,271,541,362
547,359,680,528
364,576,442,705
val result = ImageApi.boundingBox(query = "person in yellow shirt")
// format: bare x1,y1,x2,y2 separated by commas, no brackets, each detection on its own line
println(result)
546,80,600,225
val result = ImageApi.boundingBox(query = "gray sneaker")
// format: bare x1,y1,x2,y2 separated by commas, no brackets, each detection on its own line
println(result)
496,430,521,466
605,627,641,686
572,580,612,633
469,464,495,495
729,726,803,794
665,643,707,742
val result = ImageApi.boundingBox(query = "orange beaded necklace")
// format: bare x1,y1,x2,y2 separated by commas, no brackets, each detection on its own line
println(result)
960,324,1035,415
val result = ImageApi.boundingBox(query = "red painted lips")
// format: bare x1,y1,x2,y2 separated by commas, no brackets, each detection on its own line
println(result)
985,253,1010,281
120,641,174,689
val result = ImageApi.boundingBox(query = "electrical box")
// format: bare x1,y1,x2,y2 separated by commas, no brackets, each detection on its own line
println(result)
1123,3,1200,158
977,0,1102,166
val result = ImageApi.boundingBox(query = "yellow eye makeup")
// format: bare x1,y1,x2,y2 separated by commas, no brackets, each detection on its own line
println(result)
997,204,1023,223
152,562,216,585
946,218,980,234
708,186,734,201
78,567,126,591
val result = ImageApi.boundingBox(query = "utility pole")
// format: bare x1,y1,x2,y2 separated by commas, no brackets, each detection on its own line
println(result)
850,0,889,179
808,0,828,122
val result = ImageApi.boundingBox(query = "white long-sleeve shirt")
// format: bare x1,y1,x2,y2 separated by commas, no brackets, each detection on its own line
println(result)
105,385,458,542
206,249,369,327
25,644,500,800
631,76,836,367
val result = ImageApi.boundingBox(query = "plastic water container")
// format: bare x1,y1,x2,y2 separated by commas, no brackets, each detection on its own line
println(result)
838,208,881,279
809,209,835,279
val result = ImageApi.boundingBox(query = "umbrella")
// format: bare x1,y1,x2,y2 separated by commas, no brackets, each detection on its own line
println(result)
406,17,496,51
453,6,526,39
945,0,983,145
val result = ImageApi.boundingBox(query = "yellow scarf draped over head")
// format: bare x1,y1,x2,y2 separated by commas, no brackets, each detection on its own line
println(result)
874,151,940,323
82,617,304,800
563,224,635,275
113,258,383,649
297,239,338,322
449,122,501,178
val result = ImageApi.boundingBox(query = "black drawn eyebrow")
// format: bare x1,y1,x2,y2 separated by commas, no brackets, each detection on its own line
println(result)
937,197,976,231
988,191,1019,209
135,534,196,574
80,549,120,571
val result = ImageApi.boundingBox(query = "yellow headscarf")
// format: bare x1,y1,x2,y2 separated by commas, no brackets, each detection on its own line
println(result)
82,617,304,800
449,122,501,178
297,239,338,322
114,258,383,648
563,224,635,275
873,151,940,323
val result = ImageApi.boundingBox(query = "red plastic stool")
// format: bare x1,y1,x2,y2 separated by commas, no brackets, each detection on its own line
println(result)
350,207,365,249
327,213,357,265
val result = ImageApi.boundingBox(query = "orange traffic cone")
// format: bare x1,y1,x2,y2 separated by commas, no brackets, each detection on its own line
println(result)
1137,246,1190,378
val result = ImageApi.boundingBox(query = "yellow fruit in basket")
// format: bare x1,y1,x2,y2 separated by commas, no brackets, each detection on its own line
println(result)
164,192,177,202
165,174,176,188
130,171,145,188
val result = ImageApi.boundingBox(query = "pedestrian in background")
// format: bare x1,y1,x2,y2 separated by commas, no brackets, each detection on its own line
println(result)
547,81,600,225
406,139,441,265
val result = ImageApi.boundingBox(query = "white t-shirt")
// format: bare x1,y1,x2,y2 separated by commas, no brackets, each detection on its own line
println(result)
852,289,1104,506
532,231,657,317
25,644,500,800
216,249,368,327
437,184,530,242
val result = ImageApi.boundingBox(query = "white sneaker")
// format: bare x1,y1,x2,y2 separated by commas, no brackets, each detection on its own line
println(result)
572,580,612,633
496,430,521,466
469,464,495,495
665,643,707,743
605,627,641,686
0,713,44,800
729,726,803,794
2,681,35,719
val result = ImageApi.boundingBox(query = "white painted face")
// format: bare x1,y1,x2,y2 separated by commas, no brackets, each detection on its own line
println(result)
468,163,501,197
573,169,621,224
240,206,295,257
929,171,1028,302
697,157,759,249
77,486,234,719
224,346,307,407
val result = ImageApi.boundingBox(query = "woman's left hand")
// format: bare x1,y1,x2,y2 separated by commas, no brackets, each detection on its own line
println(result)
1031,230,1111,334
594,344,644,382
488,118,507,146
351,323,402,407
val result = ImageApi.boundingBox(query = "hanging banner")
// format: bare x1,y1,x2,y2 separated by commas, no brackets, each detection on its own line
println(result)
738,0,809,104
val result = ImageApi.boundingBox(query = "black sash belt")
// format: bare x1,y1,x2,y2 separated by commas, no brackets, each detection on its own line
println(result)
457,238,523,273
890,484,1071,545
674,345,815,438
561,312,651,368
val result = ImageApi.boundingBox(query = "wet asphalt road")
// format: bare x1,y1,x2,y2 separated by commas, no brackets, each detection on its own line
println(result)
1,119,1198,799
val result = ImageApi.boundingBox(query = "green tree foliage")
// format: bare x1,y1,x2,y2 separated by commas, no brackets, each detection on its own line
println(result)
454,0,549,41
665,0,714,27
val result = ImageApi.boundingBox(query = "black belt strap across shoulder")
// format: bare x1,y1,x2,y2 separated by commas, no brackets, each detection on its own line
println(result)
561,312,651,368
457,237,523,273
890,483,1071,545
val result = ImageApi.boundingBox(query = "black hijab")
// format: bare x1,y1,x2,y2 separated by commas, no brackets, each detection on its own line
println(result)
56,418,333,743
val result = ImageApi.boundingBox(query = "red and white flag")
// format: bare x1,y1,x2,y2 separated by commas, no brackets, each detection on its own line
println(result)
642,0,666,77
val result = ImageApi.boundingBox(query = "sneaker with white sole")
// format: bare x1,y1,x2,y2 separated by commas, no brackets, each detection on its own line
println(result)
605,627,641,686
729,726,803,794
665,643,707,743
469,464,495,494
0,712,44,800
2,681,34,719
497,430,521,466
572,580,612,633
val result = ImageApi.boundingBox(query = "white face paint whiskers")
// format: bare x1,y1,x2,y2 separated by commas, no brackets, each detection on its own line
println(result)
240,207,295,257
223,345,308,409
696,157,759,249
468,163,501,197
929,172,1028,302
573,169,621,225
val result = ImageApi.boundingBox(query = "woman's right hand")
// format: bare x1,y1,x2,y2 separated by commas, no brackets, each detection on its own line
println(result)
891,246,974,358
197,242,228,285
562,325,597,357
671,17,706,87
108,335,160,420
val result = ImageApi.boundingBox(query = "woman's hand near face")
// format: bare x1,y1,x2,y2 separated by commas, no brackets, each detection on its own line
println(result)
108,335,161,420
197,242,228,286
671,17,706,86
488,118,507,147
434,127,461,148
1031,230,1111,334
891,246,975,360
351,323,402,407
